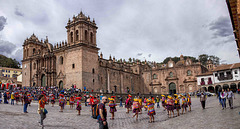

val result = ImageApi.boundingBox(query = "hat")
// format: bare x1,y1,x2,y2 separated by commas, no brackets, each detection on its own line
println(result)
108,98,114,101
59,94,64,97
168,96,173,99
134,98,139,102
161,95,165,97
111,96,116,98
76,97,82,100
128,94,132,97
174,94,178,96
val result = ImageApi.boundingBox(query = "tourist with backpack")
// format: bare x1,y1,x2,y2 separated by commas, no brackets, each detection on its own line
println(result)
98,96,108,129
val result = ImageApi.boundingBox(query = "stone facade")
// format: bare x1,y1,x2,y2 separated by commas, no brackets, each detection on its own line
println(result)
22,11,209,94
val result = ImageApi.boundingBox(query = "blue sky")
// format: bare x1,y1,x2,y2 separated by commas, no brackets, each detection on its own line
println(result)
0,0,238,64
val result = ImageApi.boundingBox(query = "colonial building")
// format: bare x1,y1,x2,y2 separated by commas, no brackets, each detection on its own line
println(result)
22,11,211,94
197,63,240,93
0,67,22,89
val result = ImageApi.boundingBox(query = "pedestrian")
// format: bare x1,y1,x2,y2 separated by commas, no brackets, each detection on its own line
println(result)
180,95,187,114
174,94,181,116
0,92,2,103
3,92,8,104
200,92,206,109
119,96,123,107
108,96,117,120
76,97,82,115
38,94,47,127
227,88,235,109
187,93,191,111
23,92,29,113
166,96,174,118
147,96,156,123
220,89,227,110
132,98,140,120
11,92,15,105
98,96,108,129
156,96,160,108
15,92,20,105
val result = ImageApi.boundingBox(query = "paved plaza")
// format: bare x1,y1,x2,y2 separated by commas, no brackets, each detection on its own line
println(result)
0,95,240,129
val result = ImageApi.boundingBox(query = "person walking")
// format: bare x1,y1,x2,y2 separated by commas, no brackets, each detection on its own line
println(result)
98,96,108,129
23,92,29,113
156,96,160,108
200,92,206,109
220,89,227,110
119,96,123,107
38,94,47,127
227,88,235,109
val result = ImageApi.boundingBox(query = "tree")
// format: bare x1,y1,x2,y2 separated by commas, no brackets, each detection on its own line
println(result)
128,58,132,63
198,54,208,66
0,54,20,68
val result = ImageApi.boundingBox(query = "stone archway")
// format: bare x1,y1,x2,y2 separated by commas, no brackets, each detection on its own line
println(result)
223,84,229,90
169,82,176,95
59,81,63,89
41,74,46,87
230,83,237,92
208,86,214,93
202,87,207,92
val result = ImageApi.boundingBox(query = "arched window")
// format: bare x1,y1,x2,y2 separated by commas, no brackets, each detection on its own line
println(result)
33,48,36,55
90,32,93,43
33,63,36,69
187,70,192,76
92,68,95,74
70,32,73,42
75,30,79,41
60,56,63,65
85,30,88,41
153,74,157,79
169,72,173,77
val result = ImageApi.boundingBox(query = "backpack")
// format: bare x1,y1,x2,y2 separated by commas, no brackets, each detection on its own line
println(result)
92,104,99,119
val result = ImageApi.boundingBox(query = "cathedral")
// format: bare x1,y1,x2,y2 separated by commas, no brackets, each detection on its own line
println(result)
22,11,209,94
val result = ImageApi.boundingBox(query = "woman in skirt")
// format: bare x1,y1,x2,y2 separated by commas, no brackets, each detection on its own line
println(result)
147,97,156,123
161,95,167,111
166,96,174,118
125,95,132,113
180,95,188,114
187,93,191,112
69,96,75,109
109,96,117,120
132,98,140,120
50,94,55,107
76,97,82,115
59,94,65,112
174,94,181,116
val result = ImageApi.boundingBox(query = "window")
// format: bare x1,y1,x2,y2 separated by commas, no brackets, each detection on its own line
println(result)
8,75,10,77
2,70,5,72
8,70,10,73
235,70,238,74
90,32,93,43
70,32,73,42
169,72,173,77
215,73,218,77
153,74,157,79
72,64,75,69
187,70,192,76
201,78,205,85
92,68,95,74
2,74,4,76
85,30,88,41
60,56,63,65
33,63,36,69
93,79,95,83
75,30,79,41
33,48,36,55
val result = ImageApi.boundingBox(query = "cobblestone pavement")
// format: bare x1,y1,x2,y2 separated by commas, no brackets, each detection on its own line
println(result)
0,94,240,129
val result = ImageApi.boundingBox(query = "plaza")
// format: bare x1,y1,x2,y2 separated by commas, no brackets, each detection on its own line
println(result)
0,94,240,129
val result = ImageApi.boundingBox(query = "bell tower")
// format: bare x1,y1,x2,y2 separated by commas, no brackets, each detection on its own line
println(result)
65,11,97,47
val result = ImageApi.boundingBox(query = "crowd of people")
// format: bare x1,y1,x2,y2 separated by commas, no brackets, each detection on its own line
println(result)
0,87,237,129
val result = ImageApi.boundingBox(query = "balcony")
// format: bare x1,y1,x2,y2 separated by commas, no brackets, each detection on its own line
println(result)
200,81,205,85
217,74,233,81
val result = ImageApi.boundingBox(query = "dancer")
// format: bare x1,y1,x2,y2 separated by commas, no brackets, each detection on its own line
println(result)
147,96,155,123
125,95,132,113
38,94,47,127
76,97,82,115
50,94,55,107
174,94,181,116
139,96,143,114
59,94,65,112
187,93,191,111
108,96,117,120
161,95,166,111
15,92,20,105
69,96,75,109
166,96,174,118
132,98,140,120
180,95,187,114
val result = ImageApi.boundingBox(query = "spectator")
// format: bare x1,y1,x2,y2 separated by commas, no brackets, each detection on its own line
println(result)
98,96,108,129
200,92,206,109
220,89,227,110
227,88,235,109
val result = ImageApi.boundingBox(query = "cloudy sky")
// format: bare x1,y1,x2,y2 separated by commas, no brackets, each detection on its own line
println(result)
0,0,238,65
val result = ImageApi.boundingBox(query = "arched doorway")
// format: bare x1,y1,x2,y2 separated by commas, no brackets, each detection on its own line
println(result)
208,86,214,93
215,85,221,93
223,84,229,90
169,82,176,95
41,74,46,87
188,84,193,92
59,81,63,89
230,83,237,92
238,82,240,89
154,87,158,94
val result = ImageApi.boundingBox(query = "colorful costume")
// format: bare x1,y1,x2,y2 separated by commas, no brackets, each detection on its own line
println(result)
125,95,132,109
166,96,174,111
147,98,156,116
108,97,117,113
76,97,82,111
181,96,188,108
132,98,140,113
161,95,166,107
50,95,55,104
187,95,191,106
59,94,65,107
70,96,75,105
174,94,181,110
